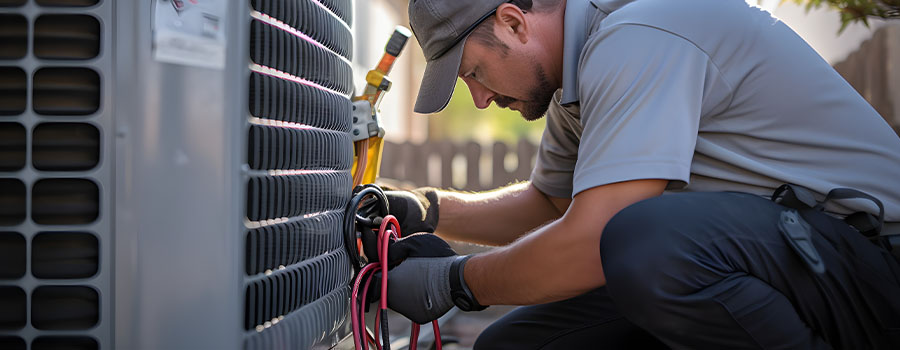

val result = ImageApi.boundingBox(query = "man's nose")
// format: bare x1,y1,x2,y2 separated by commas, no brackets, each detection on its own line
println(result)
463,77,495,110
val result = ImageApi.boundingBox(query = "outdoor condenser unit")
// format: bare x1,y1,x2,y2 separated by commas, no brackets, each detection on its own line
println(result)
0,0,356,349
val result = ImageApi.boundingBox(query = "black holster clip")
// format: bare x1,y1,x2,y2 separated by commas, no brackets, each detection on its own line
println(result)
772,184,888,249
771,184,819,211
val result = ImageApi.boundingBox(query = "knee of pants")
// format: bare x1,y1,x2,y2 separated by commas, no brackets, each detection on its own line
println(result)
600,196,706,322
474,320,513,350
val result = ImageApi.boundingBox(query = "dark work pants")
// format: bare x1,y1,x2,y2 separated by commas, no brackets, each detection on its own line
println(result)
475,192,900,349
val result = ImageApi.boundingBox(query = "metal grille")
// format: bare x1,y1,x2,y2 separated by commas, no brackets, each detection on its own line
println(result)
247,124,353,171
249,72,352,130
245,211,344,275
244,0,355,348
0,0,111,348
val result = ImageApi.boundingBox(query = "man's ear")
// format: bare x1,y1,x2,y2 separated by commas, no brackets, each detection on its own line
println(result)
495,3,529,44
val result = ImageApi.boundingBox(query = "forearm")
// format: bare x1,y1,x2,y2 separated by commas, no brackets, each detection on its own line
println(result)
463,218,607,305
435,182,565,246
460,179,668,306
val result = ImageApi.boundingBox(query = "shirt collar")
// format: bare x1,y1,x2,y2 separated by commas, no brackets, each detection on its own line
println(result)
560,0,600,106
559,0,634,106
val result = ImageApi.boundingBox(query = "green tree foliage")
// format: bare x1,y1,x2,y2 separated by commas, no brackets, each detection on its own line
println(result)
790,0,899,31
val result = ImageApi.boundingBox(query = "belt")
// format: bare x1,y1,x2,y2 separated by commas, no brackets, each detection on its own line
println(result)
772,184,900,262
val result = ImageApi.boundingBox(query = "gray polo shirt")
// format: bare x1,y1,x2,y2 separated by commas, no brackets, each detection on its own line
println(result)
530,0,900,221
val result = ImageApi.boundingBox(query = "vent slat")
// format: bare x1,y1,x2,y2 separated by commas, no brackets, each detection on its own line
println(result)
247,125,352,171
0,179,25,226
32,232,99,279
0,287,26,330
0,0,26,6
0,123,26,171
246,173,351,222
0,337,25,350
245,211,344,275
35,15,101,60
317,0,353,25
243,249,350,330
0,66,27,116
252,0,353,60
248,72,351,132
32,179,99,225
33,68,101,116
35,0,99,6
32,337,98,350
0,233,25,279
31,286,99,330
33,123,100,171
249,20,353,95
0,15,27,59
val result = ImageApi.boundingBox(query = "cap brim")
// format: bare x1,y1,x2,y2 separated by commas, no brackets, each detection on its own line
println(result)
414,37,467,114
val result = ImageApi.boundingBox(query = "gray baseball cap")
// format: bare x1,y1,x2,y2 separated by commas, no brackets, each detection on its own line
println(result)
409,0,508,114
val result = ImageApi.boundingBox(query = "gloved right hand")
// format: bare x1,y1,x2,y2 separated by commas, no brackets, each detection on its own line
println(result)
363,187,440,235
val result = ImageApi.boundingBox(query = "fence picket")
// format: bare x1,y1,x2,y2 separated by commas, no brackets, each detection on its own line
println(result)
379,140,537,192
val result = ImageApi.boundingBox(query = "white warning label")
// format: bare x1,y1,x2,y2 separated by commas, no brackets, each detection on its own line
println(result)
153,0,228,69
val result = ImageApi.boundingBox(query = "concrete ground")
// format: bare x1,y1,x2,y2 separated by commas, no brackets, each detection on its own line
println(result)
432,305,517,349
381,305,515,350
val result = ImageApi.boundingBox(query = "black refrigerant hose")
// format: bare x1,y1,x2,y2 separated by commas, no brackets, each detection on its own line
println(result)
344,184,390,274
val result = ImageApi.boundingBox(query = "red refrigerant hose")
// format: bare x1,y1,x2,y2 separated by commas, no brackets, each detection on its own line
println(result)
351,215,442,350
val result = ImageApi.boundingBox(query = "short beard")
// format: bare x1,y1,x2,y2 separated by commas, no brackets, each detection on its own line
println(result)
493,62,556,121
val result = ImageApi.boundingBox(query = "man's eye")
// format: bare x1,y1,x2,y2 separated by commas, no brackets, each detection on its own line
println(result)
467,69,477,79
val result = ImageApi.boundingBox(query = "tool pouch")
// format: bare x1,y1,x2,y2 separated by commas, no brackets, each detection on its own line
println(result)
777,209,826,275
771,184,891,274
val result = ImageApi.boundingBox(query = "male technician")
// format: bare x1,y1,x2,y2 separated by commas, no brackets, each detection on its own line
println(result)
371,0,900,348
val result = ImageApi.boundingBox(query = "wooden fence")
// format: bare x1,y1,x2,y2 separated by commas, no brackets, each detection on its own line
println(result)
834,24,900,135
380,139,538,191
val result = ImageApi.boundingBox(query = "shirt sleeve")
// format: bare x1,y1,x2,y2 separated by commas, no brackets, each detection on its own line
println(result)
530,92,581,198
572,24,711,196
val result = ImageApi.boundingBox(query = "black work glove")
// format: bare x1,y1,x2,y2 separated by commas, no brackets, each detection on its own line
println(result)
378,234,459,324
361,232,456,268
362,233,457,310
387,255,458,324
362,188,440,235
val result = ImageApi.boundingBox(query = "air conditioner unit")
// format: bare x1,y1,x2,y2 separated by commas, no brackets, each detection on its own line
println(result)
0,0,356,348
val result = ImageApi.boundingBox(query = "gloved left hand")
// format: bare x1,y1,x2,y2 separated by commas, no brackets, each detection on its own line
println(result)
361,231,455,268
387,256,457,324
378,234,458,324
361,232,456,304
